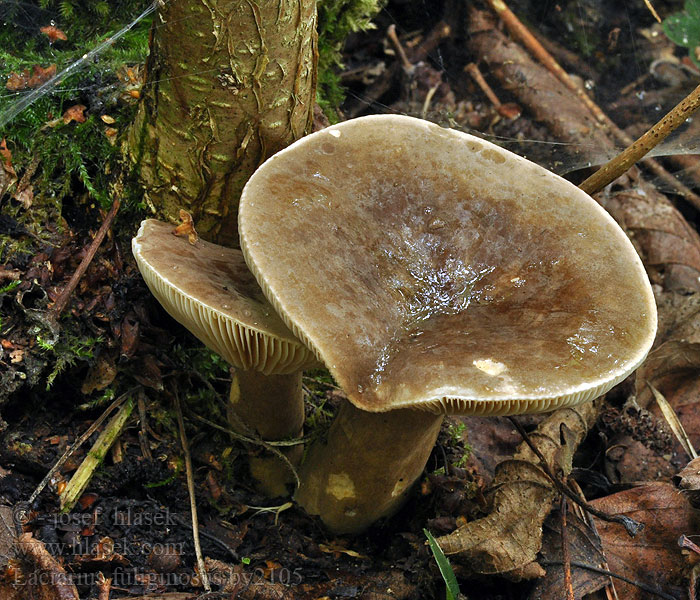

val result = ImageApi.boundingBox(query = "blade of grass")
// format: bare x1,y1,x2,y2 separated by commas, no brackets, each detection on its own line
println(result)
424,528,461,600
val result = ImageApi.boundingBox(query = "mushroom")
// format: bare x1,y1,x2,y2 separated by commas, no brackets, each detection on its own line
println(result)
132,219,318,495
238,114,657,533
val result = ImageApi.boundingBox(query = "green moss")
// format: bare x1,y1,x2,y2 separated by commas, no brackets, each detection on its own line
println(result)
316,0,384,119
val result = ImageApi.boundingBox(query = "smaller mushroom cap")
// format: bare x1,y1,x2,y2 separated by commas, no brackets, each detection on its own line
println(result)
239,115,657,415
132,219,317,375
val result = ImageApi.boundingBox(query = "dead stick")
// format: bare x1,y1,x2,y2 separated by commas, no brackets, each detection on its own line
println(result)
25,387,137,508
540,561,676,600
485,0,606,123
487,0,700,207
560,497,575,600
508,417,643,537
174,390,210,592
465,63,502,109
580,82,700,194
50,196,120,319
387,24,413,71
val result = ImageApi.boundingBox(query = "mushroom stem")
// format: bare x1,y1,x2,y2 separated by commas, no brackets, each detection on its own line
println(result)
228,370,305,497
295,403,444,534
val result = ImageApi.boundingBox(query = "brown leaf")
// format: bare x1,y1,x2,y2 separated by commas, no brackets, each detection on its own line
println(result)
13,184,33,209
173,209,198,245
436,401,600,580
528,511,609,600
0,138,17,198
119,312,140,358
40,25,67,43
591,482,696,600
635,291,700,457
16,533,80,599
62,104,86,125
80,353,117,394
131,354,163,390
675,456,700,509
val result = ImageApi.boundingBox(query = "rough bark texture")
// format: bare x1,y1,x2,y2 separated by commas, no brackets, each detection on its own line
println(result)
127,0,317,247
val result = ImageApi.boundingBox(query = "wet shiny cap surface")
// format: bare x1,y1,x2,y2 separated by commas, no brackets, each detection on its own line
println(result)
132,219,317,374
239,114,657,415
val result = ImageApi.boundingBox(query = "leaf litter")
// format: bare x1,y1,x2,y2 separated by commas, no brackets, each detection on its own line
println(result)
2,1,700,598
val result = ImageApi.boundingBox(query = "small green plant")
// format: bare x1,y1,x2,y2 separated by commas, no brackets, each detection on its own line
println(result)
316,0,385,118
0,280,20,295
664,0,700,68
36,331,103,389
446,421,472,469
424,528,463,600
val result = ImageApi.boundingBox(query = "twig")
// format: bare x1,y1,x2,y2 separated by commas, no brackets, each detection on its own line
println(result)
560,496,575,600
173,390,210,592
465,63,501,108
465,62,520,119
25,387,137,507
508,417,643,537
387,24,413,72
580,82,700,195
187,411,301,489
486,0,700,207
137,390,153,460
408,21,451,64
49,195,120,319
540,561,677,600
97,572,111,600
643,0,662,23
60,397,134,512
485,0,605,123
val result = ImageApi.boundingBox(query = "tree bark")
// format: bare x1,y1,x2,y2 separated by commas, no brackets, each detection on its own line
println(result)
127,0,317,247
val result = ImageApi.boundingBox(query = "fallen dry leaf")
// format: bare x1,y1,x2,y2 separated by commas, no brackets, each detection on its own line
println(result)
62,104,86,124
13,184,33,209
100,115,116,124
437,400,601,580
591,482,696,600
0,138,17,198
6,64,56,91
14,533,80,599
104,127,118,145
634,291,700,458
528,510,609,600
80,353,117,394
675,456,700,508
173,209,198,245
40,25,67,43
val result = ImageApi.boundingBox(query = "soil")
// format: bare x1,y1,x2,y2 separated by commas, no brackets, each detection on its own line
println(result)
1,1,700,599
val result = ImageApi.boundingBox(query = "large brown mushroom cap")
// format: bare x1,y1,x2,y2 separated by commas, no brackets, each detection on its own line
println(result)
239,115,657,415
132,219,317,375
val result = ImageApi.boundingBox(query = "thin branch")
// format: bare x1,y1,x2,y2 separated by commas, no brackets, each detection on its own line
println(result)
26,387,138,507
486,0,700,207
508,417,643,537
560,497,575,600
187,411,301,489
49,196,120,319
580,82,700,195
173,391,210,592
540,561,677,600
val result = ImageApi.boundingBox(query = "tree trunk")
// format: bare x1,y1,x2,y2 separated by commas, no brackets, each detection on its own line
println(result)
127,0,317,247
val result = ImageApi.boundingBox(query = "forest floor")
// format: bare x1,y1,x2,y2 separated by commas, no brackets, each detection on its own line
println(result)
1,0,700,599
